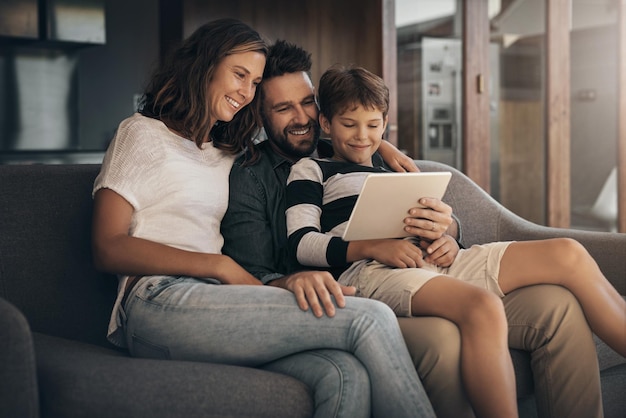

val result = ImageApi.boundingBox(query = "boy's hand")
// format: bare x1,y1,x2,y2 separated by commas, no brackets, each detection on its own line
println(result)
365,239,426,269
420,235,459,267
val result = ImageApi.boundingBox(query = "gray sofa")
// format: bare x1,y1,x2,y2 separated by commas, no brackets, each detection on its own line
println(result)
0,161,624,418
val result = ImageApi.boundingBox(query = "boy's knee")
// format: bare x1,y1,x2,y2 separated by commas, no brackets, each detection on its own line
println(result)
462,289,507,330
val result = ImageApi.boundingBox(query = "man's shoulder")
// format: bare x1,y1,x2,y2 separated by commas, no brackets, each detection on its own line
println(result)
230,141,288,191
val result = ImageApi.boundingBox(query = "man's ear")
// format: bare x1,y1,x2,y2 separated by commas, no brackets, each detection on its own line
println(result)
319,113,332,135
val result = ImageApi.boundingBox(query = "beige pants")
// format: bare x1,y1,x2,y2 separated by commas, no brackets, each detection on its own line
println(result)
399,284,602,418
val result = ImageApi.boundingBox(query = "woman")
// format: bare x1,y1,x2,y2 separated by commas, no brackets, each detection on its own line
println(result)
91,18,434,418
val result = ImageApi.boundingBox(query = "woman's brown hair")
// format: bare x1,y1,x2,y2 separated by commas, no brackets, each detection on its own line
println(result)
140,18,268,154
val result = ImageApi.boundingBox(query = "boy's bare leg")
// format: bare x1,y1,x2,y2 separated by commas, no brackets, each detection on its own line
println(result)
412,277,518,418
499,238,626,356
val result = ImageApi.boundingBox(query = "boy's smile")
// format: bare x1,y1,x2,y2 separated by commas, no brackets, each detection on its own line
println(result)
320,104,388,167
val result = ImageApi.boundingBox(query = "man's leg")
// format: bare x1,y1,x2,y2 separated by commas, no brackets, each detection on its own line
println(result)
262,349,370,418
504,285,603,418
398,317,475,418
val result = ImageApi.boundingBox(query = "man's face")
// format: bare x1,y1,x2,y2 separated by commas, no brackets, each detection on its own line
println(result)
260,72,321,160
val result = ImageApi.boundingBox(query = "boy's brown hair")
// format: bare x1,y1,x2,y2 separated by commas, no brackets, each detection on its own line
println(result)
317,65,389,121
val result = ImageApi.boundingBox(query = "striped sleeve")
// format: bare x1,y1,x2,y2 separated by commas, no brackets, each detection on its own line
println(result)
286,158,349,267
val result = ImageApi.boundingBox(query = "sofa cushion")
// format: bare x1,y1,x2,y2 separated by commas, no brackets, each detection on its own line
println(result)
0,164,117,347
34,333,314,418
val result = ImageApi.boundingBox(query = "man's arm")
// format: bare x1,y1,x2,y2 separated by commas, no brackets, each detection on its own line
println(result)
223,158,354,317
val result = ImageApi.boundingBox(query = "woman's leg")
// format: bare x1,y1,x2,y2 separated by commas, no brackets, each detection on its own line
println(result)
411,276,518,418
123,276,435,418
262,349,371,418
498,238,626,356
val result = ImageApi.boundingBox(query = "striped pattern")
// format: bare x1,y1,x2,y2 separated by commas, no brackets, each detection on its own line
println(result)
286,157,387,271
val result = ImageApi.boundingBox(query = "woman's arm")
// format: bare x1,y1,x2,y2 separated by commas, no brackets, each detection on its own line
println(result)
92,188,261,285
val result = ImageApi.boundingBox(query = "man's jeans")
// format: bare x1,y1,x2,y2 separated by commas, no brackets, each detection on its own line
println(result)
122,275,435,418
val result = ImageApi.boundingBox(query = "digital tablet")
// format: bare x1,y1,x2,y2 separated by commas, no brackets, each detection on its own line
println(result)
342,171,452,241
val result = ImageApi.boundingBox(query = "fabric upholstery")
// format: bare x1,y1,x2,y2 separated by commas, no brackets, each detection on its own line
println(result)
0,162,623,417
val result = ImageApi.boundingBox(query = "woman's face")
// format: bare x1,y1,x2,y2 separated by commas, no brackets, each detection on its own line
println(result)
207,51,265,126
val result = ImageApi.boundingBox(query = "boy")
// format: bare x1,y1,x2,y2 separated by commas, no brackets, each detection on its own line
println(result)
286,65,625,418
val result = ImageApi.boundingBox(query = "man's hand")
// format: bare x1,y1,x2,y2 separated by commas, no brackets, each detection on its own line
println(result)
269,271,355,318
403,197,455,241
420,235,459,267
377,140,419,173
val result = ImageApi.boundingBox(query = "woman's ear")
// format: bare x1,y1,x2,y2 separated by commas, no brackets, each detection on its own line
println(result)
319,113,332,135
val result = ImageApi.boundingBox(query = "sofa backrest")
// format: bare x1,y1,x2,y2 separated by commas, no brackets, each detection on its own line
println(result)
415,160,506,246
0,164,117,348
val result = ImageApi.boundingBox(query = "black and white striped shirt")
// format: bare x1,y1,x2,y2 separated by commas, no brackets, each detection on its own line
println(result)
286,157,389,276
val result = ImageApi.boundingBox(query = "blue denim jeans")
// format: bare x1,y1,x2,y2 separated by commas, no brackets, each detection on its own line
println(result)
123,276,435,418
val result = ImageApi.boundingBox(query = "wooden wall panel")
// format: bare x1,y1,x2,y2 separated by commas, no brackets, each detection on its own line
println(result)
462,0,491,192
545,0,571,228
617,0,626,233
499,100,545,224
182,0,383,95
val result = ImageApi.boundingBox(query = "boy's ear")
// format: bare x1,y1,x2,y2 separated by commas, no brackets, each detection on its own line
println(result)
319,113,332,135
383,115,389,131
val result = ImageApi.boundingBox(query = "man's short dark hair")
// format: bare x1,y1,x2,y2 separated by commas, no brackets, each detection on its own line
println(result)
263,40,312,79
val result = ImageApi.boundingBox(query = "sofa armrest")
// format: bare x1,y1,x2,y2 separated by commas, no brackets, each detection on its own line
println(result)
0,297,39,418
416,160,626,295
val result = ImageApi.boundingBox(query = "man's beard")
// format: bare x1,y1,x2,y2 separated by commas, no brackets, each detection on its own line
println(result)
264,117,320,159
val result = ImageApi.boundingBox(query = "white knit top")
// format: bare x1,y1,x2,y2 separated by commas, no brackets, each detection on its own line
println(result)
93,113,236,347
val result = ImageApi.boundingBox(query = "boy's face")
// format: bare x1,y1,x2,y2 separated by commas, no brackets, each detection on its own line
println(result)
320,104,388,167
261,71,321,160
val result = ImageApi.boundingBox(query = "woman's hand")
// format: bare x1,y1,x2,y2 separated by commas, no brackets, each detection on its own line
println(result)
212,255,262,285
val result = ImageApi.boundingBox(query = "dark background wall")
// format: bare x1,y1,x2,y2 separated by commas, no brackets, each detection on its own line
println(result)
0,0,387,157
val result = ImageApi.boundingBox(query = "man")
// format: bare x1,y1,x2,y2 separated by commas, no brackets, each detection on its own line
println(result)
222,40,603,418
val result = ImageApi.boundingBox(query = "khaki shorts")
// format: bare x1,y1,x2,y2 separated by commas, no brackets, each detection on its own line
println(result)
338,241,513,317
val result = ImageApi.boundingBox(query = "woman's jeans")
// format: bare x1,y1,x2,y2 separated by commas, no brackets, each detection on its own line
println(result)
122,276,435,418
